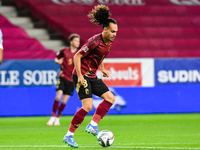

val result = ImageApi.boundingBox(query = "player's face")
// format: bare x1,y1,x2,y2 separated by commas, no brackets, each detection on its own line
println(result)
70,37,80,49
105,23,118,42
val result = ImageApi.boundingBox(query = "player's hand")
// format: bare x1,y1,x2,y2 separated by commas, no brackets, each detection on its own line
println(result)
102,69,110,77
78,75,85,86
58,58,64,64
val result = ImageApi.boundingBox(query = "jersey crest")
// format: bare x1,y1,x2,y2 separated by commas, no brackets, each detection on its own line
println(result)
82,46,89,53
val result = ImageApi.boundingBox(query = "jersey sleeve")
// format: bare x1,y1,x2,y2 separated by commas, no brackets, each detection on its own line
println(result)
56,48,64,59
79,36,99,57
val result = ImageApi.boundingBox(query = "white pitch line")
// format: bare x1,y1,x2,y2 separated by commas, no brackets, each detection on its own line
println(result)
111,147,200,149
0,145,68,148
0,145,200,149
116,143,199,145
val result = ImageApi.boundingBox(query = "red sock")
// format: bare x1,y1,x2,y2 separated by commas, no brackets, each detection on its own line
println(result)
69,108,88,133
92,100,112,124
57,103,66,118
52,100,59,116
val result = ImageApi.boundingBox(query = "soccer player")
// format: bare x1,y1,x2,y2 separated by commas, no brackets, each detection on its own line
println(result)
63,4,118,147
47,33,80,126
0,29,3,65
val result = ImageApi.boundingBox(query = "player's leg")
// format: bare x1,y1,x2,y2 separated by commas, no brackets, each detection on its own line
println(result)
47,90,63,126
47,77,64,126
63,75,92,147
55,78,74,125
86,78,115,136
57,94,70,117
65,98,93,136
94,90,115,122
54,94,70,126
63,98,93,147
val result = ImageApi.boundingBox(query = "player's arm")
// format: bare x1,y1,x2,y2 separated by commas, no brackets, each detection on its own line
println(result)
54,57,64,64
55,49,64,64
0,48,3,65
0,30,3,65
100,61,110,77
74,51,84,86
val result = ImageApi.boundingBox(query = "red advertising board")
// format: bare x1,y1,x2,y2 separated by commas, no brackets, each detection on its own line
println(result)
97,62,142,86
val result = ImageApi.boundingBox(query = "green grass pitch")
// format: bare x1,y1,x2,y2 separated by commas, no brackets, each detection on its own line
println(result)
0,113,200,150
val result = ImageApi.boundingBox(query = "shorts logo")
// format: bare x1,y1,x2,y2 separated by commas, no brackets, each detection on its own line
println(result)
85,88,89,94
82,46,89,53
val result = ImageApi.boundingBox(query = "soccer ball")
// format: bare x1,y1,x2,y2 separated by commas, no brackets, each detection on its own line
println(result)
97,130,114,147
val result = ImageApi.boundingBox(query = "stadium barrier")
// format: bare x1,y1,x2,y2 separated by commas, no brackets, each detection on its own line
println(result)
0,58,200,116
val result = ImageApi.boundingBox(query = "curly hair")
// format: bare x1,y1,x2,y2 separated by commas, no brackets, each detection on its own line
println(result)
88,4,117,28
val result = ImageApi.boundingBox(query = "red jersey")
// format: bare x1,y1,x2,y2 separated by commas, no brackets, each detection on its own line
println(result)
56,47,77,82
73,33,112,78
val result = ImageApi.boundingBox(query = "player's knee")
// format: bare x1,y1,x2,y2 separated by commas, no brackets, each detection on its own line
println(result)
110,95,115,104
61,100,67,105
87,105,93,112
55,97,61,101
107,92,115,104
102,91,115,104
62,98,68,104
83,105,93,112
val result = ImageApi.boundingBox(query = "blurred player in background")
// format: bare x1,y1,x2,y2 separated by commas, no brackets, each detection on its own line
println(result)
63,4,118,147
47,33,80,126
0,29,3,65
